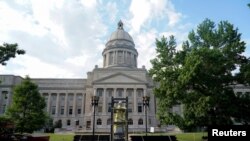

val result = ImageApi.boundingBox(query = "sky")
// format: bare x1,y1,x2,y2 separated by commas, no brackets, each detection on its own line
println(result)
0,0,250,78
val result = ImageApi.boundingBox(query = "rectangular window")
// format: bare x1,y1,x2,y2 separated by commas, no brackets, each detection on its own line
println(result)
137,89,143,97
61,106,64,115
108,103,111,112
76,120,79,126
117,89,123,97
108,91,112,97
78,95,82,101
127,89,133,97
61,95,65,101
67,120,71,126
86,121,91,129
51,106,56,115
52,95,57,100
69,95,73,101
69,106,73,115
97,89,103,97
127,52,131,64
128,103,132,113
138,103,143,113
118,51,122,64
2,91,8,98
45,96,48,101
78,108,81,114
109,52,113,65
1,104,6,114
98,106,102,113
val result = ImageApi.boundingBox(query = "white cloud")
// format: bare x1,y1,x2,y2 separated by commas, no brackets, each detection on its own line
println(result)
0,0,107,78
129,0,182,33
135,29,157,69
129,0,151,32
0,55,75,78
106,2,118,22
80,0,97,8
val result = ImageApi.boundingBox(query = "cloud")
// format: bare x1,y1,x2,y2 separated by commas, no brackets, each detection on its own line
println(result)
0,0,107,78
134,29,157,69
0,55,75,78
106,2,118,22
128,0,182,33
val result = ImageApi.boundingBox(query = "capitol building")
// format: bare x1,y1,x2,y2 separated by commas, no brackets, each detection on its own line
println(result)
0,21,248,133
0,21,163,133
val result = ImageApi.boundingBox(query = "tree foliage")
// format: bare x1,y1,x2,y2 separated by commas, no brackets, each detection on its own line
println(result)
0,43,25,66
149,19,250,131
6,76,47,133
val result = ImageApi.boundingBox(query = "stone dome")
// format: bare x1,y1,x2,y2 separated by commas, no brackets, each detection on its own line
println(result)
102,20,138,68
105,20,135,49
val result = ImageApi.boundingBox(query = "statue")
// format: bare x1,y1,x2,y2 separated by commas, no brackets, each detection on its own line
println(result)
113,101,126,141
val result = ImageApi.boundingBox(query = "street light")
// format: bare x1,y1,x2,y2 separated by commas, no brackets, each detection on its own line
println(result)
91,96,99,141
142,96,150,136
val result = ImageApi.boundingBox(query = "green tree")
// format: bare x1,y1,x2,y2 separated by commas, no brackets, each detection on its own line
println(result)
0,43,25,66
0,116,14,135
149,19,250,131
6,76,47,134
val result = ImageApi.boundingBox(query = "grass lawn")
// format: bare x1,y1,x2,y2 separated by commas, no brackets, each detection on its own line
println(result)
46,132,207,141
175,132,207,141
48,133,74,141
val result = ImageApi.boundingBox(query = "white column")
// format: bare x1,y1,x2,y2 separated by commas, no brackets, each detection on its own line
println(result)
103,88,106,114
47,93,51,113
94,88,97,96
55,93,60,116
73,93,77,117
64,93,68,116
131,52,134,66
113,88,117,98
133,88,137,113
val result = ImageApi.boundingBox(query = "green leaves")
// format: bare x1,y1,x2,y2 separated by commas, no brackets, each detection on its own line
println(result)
0,43,25,66
150,19,250,131
6,76,47,133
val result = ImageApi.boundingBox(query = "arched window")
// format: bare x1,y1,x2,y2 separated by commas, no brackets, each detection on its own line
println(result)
97,118,102,125
128,119,133,125
138,118,143,125
107,118,111,125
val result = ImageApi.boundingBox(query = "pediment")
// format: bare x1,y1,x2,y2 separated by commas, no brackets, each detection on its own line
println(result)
93,72,146,84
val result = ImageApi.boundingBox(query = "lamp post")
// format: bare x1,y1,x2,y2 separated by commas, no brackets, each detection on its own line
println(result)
143,96,150,136
91,96,99,141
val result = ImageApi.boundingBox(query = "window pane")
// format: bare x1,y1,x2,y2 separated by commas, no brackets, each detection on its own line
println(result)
61,106,64,115
51,106,56,115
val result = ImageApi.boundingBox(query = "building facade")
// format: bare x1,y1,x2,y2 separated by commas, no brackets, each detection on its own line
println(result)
0,21,158,133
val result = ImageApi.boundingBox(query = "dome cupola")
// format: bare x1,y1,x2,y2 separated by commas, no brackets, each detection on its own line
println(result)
102,20,138,68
